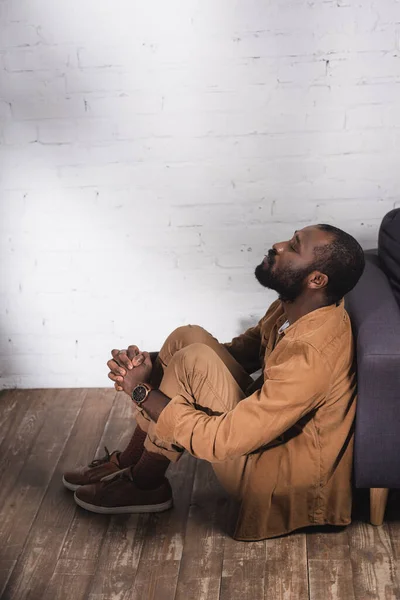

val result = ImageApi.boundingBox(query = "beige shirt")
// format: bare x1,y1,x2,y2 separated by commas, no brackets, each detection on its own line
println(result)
156,298,357,540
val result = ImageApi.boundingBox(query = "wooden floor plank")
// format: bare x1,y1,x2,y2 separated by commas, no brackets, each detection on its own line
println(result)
220,537,266,600
57,392,129,567
264,532,309,600
52,392,135,600
85,397,152,600
87,513,150,600
307,526,355,600
0,559,17,599
0,389,85,597
0,389,85,561
100,452,197,600
0,389,31,446
386,490,400,585
347,521,400,600
41,573,94,600
307,526,351,561
0,389,55,508
0,389,54,595
88,451,196,600
174,460,229,600
308,559,356,600
2,388,114,600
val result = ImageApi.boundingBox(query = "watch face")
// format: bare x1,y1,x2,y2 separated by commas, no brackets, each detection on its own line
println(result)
132,385,147,404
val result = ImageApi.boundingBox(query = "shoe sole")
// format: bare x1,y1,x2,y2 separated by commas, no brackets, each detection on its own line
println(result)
74,493,173,514
62,476,81,492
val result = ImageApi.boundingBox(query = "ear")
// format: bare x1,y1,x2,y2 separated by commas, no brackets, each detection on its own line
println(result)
308,271,328,290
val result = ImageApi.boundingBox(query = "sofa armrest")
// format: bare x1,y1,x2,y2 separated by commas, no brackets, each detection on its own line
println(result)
345,255,400,488
149,351,159,365
345,254,400,358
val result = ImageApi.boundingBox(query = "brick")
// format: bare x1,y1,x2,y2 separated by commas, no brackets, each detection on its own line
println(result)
325,83,400,107
316,31,396,54
0,100,12,119
1,164,61,190
37,119,77,143
11,96,86,120
323,154,399,182
198,223,295,250
3,334,76,357
162,87,271,114
176,250,216,270
277,60,327,85
315,199,395,221
170,201,273,228
65,69,134,94
77,44,157,69
305,109,346,132
3,45,78,72
327,54,400,83
75,118,118,142
346,105,385,129
1,121,37,144
82,92,162,118
0,71,66,102
271,199,318,222
0,22,41,48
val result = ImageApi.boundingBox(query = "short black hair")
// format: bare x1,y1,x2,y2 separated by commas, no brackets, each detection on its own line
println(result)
312,224,365,306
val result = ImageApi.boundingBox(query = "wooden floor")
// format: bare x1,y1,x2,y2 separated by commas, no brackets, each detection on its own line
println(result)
0,389,399,600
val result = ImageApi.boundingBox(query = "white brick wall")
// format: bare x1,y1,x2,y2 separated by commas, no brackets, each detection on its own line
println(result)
1,0,399,388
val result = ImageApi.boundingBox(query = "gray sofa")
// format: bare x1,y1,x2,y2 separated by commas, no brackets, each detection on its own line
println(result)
345,208,400,525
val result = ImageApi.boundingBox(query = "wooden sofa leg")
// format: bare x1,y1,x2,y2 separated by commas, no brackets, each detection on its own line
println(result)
370,488,389,526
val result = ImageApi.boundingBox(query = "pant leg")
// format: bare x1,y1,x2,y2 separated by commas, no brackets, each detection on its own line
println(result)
138,342,252,499
136,324,253,435
151,324,253,391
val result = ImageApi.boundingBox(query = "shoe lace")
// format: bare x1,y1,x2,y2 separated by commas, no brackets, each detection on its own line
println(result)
88,446,113,468
100,466,134,486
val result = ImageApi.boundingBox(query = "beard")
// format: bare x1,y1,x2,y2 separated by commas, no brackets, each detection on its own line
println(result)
254,251,315,303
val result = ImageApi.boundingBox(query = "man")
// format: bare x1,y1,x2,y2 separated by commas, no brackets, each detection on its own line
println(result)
63,224,365,540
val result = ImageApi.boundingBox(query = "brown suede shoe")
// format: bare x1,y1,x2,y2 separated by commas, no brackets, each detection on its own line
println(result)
73,468,173,514
62,446,122,491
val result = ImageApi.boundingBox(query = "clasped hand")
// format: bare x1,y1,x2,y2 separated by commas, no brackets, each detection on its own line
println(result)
107,345,152,396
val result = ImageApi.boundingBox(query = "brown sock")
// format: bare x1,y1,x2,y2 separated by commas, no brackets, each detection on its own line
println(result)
118,425,148,468
131,449,170,489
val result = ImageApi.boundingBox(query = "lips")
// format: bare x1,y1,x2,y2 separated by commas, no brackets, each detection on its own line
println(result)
263,251,276,266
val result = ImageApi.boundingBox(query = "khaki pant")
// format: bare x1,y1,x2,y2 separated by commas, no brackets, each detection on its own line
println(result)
135,325,254,498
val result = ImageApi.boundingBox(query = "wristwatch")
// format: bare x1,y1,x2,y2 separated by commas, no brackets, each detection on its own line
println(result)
131,382,153,408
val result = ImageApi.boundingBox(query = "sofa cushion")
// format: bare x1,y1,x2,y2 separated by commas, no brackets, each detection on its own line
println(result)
378,208,400,308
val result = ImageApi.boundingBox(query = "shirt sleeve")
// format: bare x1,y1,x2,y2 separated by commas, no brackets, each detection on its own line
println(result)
155,339,330,462
221,299,282,374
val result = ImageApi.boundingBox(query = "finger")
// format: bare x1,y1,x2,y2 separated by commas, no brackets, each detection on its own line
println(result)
107,361,126,377
114,383,124,392
111,349,129,368
132,353,145,367
115,351,134,371
127,345,141,360
141,351,152,366
108,371,124,383
107,360,126,377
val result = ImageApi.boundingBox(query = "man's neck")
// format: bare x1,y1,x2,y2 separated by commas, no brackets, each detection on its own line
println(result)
282,296,328,326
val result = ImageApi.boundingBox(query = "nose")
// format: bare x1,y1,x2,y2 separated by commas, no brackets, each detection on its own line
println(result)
272,240,286,254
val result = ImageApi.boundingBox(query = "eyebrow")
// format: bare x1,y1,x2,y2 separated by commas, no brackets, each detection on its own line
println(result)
294,230,302,247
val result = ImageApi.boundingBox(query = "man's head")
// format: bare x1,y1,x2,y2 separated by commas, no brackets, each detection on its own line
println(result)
254,224,365,306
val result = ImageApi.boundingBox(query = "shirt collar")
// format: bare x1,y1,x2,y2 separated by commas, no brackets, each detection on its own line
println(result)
277,298,345,337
